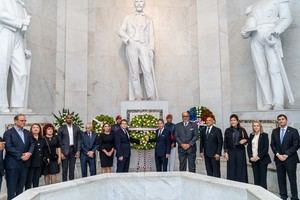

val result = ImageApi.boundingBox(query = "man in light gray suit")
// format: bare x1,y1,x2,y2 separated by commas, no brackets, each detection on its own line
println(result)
58,114,82,181
175,112,198,172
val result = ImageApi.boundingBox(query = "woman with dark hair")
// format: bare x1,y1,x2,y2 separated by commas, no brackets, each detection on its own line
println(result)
98,123,115,173
247,120,271,189
25,123,45,189
42,124,61,185
224,114,249,183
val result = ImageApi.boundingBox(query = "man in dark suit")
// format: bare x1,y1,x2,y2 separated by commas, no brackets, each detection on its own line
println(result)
271,114,300,200
153,119,171,172
58,114,82,181
115,119,139,173
4,114,34,200
200,116,223,177
80,123,97,177
0,137,5,192
175,112,198,172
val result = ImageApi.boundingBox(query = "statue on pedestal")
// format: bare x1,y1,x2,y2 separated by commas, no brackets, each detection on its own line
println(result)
119,0,158,101
241,0,294,110
0,0,32,113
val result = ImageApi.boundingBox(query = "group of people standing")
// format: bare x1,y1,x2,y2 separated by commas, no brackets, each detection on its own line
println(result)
0,112,298,200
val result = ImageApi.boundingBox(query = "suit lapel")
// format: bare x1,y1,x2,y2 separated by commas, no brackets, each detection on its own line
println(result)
13,128,25,144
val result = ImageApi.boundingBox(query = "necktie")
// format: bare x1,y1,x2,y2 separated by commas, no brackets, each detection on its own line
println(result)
184,122,187,127
124,129,130,139
206,127,210,138
280,128,285,144
159,129,162,137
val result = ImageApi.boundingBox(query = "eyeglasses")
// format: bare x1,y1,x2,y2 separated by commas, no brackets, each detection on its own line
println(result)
19,120,27,122
182,116,189,117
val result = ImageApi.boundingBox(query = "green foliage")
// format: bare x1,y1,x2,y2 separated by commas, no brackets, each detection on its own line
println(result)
53,108,84,129
129,114,158,150
93,114,115,134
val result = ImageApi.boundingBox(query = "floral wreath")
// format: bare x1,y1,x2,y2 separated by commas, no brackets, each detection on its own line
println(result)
129,114,158,150
53,108,84,129
188,106,215,126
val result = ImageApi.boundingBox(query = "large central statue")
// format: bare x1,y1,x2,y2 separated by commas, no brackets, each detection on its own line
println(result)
241,0,294,110
119,0,158,101
0,0,31,113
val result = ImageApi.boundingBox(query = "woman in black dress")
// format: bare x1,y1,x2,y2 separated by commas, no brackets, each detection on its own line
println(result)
42,124,61,185
25,123,45,189
99,123,115,173
224,114,248,183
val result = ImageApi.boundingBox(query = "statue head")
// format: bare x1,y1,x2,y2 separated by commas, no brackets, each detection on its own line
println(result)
135,0,145,13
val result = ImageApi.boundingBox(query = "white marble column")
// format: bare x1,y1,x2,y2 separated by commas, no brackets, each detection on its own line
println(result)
196,0,231,129
56,0,89,123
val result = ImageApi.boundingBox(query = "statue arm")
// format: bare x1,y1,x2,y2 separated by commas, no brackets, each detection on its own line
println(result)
119,16,130,44
0,3,23,31
274,1,293,35
149,20,155,51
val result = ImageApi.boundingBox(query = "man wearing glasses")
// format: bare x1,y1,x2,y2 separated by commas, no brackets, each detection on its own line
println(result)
3,114,34,200
175,112,198,172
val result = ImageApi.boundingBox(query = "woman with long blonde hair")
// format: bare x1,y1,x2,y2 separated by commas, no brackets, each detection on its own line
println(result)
247,120,271,189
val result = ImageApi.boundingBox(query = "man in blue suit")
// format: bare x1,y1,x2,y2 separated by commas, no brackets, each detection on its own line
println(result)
80,123,98,177
153,119,171,172
4,114,34,200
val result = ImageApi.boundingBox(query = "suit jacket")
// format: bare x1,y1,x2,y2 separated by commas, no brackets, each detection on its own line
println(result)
58,124,82,156
80,132,98,156
175,121,198,149
0,0,29,32
247,132,271,165
119,13,155,50
3,127,34,169
271,126,300,164
29,137,45,167
154,129,171,157
200,126,223,157
115,128,131,158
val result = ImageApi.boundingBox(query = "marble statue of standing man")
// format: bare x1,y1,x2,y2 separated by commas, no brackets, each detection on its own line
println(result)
119,0,158,101
241,0,294,111
0,0,31,113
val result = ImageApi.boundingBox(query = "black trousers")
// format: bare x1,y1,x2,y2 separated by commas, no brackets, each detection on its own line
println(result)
227,148,248,183
204,156,220,178
116,156,130,173
251,161,268,189
155,155,168,172
178,146,196,172
6,167,28,200
25,167,41,189
276,161,299,200
62,147,76,181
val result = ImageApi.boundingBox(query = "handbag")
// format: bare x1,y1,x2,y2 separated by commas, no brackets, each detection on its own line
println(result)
44,138,58,161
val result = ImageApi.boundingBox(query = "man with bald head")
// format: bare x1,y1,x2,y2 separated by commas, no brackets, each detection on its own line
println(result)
175,112,198,172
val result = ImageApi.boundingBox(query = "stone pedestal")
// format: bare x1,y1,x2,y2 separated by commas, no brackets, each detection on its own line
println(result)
121,101,169,121
0,113,53,135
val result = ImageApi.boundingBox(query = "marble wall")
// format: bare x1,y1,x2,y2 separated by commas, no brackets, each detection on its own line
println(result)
87,0,199,122
227,0,300,112
26,0,57,114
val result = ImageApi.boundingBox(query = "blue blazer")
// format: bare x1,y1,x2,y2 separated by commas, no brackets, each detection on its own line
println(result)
4,127,34,169
154,129,171,157
80,132,98,156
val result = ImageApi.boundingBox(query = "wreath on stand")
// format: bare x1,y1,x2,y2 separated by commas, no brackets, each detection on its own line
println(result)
129,114,157,150
53,108,84,130
129,114,158,172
